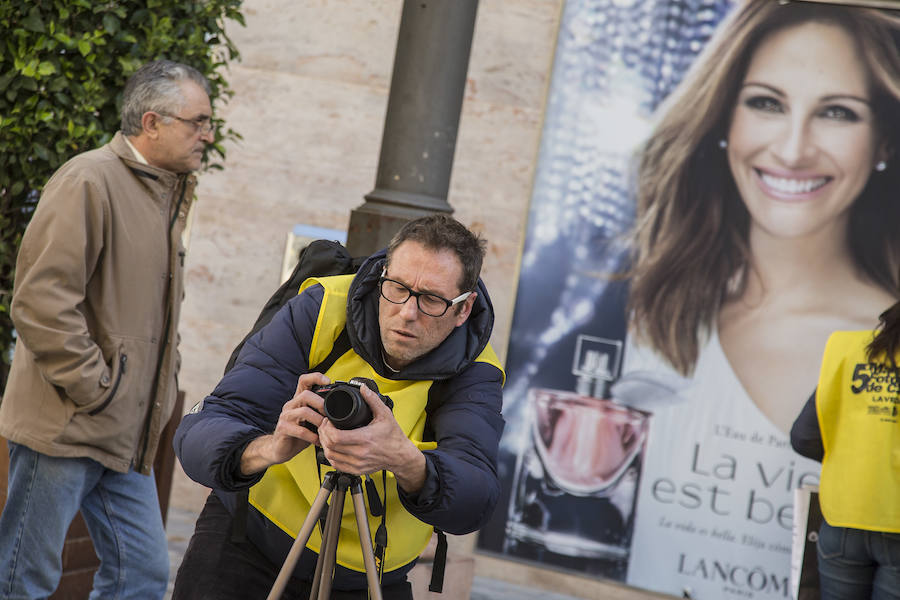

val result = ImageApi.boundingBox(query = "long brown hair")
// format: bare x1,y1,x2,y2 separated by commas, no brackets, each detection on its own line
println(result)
627,0,900,375
868,299,900,372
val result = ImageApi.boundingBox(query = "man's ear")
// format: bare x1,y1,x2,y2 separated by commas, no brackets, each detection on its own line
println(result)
140,111,163,139
453,292,477,327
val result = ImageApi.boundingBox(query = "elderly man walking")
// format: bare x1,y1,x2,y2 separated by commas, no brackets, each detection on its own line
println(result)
0,59,214,600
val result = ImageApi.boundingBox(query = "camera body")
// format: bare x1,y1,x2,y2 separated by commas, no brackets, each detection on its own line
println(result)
311,377,394,430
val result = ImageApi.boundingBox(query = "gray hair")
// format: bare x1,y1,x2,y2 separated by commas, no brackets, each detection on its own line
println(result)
120,60,210,136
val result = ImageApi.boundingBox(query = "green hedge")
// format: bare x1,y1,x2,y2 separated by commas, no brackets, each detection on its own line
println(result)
0,1,245,390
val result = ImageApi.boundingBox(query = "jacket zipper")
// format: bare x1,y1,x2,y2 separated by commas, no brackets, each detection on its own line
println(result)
137,315,170,470
89,354,128,416
137,177,182,470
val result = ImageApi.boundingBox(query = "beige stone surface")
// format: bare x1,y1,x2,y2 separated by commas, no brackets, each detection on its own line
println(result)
167,1,666,598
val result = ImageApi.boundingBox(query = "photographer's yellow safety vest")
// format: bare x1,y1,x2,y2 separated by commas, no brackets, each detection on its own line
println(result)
249,274,504,572
816,330,900,533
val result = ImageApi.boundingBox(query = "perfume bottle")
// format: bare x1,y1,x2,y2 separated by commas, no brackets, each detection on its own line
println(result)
504,336,649,579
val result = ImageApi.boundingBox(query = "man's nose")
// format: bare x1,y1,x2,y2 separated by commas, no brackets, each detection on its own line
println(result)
399,295,421,319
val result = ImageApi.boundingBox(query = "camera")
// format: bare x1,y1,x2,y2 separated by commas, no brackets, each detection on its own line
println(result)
311,377,394,430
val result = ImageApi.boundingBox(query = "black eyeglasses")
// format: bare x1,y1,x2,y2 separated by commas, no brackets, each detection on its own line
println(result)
378,271,472,317
158,112,214,135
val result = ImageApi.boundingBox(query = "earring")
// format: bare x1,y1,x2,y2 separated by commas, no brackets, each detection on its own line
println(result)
876,160,887,172
718,139,728,149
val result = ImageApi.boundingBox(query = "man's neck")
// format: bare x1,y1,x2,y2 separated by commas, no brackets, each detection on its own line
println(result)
381,349,400,373
126,134,176,173
123,135,149,165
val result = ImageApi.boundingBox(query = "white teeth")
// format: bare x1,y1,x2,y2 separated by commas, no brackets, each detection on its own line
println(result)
759,173,828,194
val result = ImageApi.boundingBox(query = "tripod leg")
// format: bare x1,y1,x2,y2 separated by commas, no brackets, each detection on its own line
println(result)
350,481,384,600
316,475,349,600
266,473,336,600
309,489,343,600
307,523,328,600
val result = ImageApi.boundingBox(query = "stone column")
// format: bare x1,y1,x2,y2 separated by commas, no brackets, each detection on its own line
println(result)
346,0,478,256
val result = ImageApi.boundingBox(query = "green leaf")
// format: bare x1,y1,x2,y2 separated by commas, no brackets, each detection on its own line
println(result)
130,9,149,25
102,14,120,35
77,40,91,56
20,60,37,78
33,143,49,161
37,62,56,76
22,7,45,34
53,92,71,107
48,77,66,92
0,71,15,91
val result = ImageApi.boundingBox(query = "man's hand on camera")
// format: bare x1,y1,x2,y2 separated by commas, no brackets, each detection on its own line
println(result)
318,384,427,494
239,372,330,476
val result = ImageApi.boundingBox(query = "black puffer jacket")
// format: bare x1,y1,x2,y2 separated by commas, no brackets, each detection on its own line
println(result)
174,250,505,586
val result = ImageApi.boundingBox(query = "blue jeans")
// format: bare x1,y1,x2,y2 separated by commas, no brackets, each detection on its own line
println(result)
818,520,900,600
0,442,168,600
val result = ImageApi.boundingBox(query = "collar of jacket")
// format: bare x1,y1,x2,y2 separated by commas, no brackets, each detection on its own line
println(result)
108,131,198,195
345,248,495,381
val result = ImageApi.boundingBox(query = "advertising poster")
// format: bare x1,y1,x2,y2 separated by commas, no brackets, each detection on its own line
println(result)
477,1,900,599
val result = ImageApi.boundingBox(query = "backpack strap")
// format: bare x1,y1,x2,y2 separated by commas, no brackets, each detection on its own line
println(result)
224,239,358,374
428,528,448,592
230,488,250,543
310,328,351,376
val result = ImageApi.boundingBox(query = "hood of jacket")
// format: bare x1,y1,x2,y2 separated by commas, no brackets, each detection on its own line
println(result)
344,249,494,381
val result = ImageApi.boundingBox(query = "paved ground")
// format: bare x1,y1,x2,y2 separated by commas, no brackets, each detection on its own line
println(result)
469,576,586,600
164,506,584,600
165,507,194,599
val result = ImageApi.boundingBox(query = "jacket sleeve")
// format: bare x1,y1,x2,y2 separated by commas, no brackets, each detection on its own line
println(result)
790,389,823,462
174,287,323,490
10,172,111,407
397,361,505,534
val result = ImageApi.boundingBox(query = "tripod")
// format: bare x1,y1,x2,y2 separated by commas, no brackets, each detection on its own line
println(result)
266,470,384,600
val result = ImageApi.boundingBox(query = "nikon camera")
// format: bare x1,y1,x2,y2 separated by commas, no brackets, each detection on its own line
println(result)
311,377,394,430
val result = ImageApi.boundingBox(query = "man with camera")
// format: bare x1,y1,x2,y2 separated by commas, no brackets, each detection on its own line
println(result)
173,214,505,599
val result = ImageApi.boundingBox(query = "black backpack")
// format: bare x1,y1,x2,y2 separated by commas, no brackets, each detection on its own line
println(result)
224,238,365,374
224,238,449,592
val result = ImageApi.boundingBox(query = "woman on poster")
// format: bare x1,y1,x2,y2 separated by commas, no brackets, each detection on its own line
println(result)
622,1,900,597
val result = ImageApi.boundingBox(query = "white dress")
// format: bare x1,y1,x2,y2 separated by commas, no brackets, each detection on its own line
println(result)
620,329,821,599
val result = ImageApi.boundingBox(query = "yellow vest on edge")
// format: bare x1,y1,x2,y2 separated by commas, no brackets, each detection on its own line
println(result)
816,330,900,533
248,274,504,572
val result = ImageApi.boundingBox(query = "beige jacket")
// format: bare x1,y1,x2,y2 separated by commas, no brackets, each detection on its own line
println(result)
0,132,195,474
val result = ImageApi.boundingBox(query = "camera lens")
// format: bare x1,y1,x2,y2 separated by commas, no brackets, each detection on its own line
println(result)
323,387,372,429
324,389,356,421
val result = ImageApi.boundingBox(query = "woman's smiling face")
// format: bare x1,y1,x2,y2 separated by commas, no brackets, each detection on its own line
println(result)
726,21,884,242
